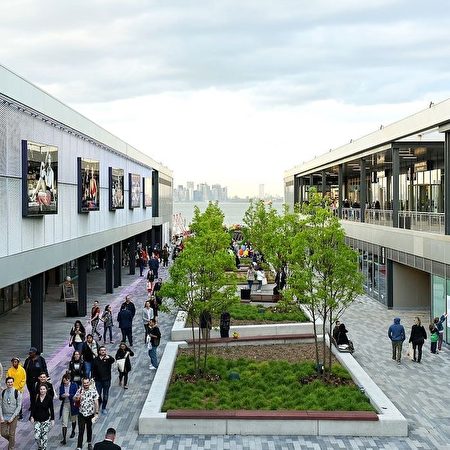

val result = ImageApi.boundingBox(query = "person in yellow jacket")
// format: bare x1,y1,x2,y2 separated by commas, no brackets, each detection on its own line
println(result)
6,357,26,420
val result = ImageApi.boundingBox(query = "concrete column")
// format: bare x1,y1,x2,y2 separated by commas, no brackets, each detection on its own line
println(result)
114,242,122,288
294,177,299,205
392,146,399,228
360,158,366,223
299,177,304,205
338,164,343,219
30,272,44,353
321,170,327,196
387,259,393,309
445,132,450,235
105,245,113,294
129,236,136,275
77,254,89,317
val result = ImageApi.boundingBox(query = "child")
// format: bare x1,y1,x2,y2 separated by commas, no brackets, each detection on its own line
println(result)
429,322,439,354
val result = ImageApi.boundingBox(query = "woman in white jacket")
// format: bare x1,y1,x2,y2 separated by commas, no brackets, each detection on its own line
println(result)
255,268,265,292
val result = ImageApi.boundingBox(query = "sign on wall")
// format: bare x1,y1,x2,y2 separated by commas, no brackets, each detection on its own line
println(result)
143,176,152,209
78,157,100,213
22,140,58,217
109,167,124,210
129,173,141,209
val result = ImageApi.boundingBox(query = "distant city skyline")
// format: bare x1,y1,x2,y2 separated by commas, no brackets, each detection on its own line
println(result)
174,181,282,202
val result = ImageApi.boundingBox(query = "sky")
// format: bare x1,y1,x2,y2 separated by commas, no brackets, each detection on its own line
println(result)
2,0,450,197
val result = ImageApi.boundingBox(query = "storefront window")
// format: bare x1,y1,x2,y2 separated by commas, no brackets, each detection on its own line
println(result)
433,275,447,343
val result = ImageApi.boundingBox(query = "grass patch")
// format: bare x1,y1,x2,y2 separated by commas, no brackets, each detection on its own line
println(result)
162,355,375,412
228,302,308,323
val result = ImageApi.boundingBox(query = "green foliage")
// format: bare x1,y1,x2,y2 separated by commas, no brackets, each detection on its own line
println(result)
163,355,374,412
228,302,308,323
160,202,238,373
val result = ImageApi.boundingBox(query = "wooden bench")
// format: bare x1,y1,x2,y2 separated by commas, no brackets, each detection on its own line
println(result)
167,409,379,421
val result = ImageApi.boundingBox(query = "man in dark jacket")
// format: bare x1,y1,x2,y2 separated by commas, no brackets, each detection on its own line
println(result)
148,255,160,278
388,317,405,364
117,306,133,346
120,295,136,319
93,427,121,449
23,347,48,412
92,347,115,415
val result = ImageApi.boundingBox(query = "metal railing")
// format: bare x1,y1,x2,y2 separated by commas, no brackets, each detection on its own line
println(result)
341,208,361,222
398,211,445,234
364,209,393,227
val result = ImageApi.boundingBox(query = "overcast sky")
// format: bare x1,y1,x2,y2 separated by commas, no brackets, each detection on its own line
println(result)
2,0,450,196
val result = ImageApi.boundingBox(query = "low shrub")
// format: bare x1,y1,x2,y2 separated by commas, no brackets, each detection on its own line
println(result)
228,302,308,323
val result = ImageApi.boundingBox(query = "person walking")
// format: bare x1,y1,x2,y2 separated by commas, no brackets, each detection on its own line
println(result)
69,351,85,386
388,317,406,364
0,376,22,450
429,321,439,354
115,343,134,389
5,357,26,420
120,295,136,320
149,254,160,278
255,267,264,292
74,378,99,450
102,305,114,344
92,346,115,415
90,301,102,341
30,384,54,450
408,317,427,363
246,266,255,291
82,334,99,379
117,305,133,347
147,319,161,370
93,427,122,449
58,373,78,445
142,300,154,344
69,321,86,353
434,313,447,352
23,347,48,413
161,244,169,268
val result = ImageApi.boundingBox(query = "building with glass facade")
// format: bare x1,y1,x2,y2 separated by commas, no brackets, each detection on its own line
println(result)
284,100,450,343
0,64,173,350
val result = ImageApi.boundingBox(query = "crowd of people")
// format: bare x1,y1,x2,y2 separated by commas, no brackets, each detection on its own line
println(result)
0,245,170,450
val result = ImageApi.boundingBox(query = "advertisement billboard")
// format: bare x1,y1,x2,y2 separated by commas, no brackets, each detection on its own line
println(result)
143,176,152,208
109,167,124,210
22,140,58,217
129,173,141,209
78,157,100,213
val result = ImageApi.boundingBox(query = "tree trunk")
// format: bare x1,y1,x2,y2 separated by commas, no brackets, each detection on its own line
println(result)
190,317,198,373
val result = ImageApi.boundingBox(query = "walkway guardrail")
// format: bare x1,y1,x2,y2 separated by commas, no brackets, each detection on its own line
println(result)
364,209,393,227
398,211,445,234
341,208,361,222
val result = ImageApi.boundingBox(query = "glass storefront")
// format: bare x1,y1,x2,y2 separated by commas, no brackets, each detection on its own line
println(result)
0,280,28,315
432,275,448,343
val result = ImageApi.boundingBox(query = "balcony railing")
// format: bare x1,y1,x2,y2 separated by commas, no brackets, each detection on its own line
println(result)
341,208,361,222
398,211,445,234
364,209,393,227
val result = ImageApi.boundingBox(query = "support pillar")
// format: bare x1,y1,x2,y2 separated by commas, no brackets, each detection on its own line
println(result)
299,177,304,206
293,177,299,206
105,245,113,294
114,242,122,288
387,259,393,309
338,164,343,219
445,132,450,235
129,236,136,275
78,254,89,317
392,146,399,228
30,272,44,353
360,159,366,223
321,170,327,196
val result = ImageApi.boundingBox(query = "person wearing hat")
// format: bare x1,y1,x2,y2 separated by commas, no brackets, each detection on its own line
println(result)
23,347,48,413
6,357,26,420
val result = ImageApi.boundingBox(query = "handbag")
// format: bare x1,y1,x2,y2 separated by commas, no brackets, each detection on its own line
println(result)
262,275,268,286
117,352,129,372
407,342,414,360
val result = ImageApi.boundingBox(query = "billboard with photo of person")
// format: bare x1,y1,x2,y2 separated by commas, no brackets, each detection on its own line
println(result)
78,157,100,213
143,176,152,209
22,140,58,217
129,173,141,209
109,167,125,210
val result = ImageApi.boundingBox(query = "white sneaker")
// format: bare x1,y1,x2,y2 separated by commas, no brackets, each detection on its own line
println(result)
149,365,157,370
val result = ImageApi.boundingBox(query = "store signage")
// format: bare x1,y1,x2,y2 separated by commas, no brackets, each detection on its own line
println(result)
414,161,430,172
376,170,386,179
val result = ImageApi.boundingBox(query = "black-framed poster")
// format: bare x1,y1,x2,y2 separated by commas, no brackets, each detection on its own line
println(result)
143,176,152,209
109,167,124,211
78,157,100,213
129,173,141,209
22,140,58,217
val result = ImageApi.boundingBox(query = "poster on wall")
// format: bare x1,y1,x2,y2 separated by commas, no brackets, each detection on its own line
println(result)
22,140,58,217
78,157,100,213
129,173,141,209
143,176,152,209
109,167,124,210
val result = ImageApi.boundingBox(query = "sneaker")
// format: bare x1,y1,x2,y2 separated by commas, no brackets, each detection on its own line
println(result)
88,444,93,450
70,430,76,439
102,409,107,415
124,385,128,389
397,360,401,365
149,365,156,370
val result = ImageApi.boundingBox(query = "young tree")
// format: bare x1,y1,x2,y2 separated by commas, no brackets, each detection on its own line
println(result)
285,190,364,377
161,202,237,374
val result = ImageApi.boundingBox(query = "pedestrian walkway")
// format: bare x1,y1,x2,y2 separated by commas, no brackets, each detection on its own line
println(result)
1,268,450,449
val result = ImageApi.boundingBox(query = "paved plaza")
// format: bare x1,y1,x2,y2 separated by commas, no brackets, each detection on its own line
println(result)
1,265,450,449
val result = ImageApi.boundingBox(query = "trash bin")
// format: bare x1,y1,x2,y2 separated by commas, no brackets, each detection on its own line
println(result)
66,300,79,317
240,288,251,300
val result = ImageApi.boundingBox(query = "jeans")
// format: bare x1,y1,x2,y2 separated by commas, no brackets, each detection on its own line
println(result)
95,380,111,410
148,346,159,368
120,327,133,346
84,361,92,379
247,280,253,291
118,371,129,386
412,341,424,362
73,341,83,353
391,341,403,362
77,414,93,448
431,341,438,353
103,325,113,342
438,332,444,351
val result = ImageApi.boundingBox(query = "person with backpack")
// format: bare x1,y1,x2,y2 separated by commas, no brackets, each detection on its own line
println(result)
6,357,26,420
0,376,22,450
